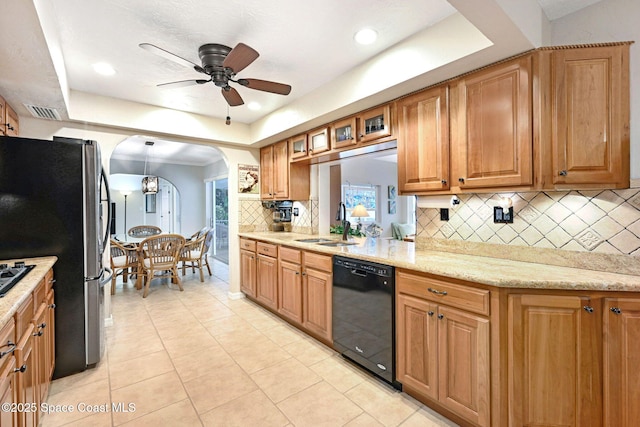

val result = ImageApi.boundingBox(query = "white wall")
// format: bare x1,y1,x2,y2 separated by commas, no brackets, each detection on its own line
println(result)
550,0,639,178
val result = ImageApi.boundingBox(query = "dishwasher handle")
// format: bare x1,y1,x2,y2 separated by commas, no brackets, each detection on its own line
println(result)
350,269,368,278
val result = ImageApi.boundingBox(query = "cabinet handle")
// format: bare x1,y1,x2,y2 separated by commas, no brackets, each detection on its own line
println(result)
14,364,27,373
559,170,568,176
583,305,594,313
5,123,14,131
49,303,56,309
49,279,56,285
295,272,300,275
428,311,434,316
441,179,447,185
437,314,444,320
428,287,448,296
458,177,465,184
0,341,16,359
610,307,622,315
302,272,307,276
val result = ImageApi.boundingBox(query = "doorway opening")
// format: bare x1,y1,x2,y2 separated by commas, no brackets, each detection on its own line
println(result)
207,177,229,264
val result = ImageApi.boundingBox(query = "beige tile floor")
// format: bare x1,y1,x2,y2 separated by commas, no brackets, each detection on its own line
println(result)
41,259,459,427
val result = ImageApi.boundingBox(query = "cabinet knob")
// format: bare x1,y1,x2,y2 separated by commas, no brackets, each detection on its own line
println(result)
302,272,307,276
437,314,444,320
295,271,300,275
559,170,568,176
5,123,14,131
610,307,622,315
49,303,56,309
15,364,27,373
583,305,594,313
458,177,465,183
428,311,434,316
441,179,447,185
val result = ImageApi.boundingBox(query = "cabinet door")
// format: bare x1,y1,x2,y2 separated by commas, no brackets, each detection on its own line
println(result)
437,305,490,427
278,260,303,324
240,249,256,297
452,55,532,189
260,146,274,198
603,298,640,427
357,104,392,143
5,103,18,137
552,45,629,187
272,140,289,199
0,95,5,137
396,293,438,400
397,85,450,193
331,117,357,149
307,127,330,155
0,356,17,427
508,294,601,427
45,290,55,382
33,303,48,408
256,254,278,310
303,267,332,341
289,134,308,160
15,326,37,427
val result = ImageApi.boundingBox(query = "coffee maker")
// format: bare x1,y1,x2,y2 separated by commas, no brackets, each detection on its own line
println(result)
262,200,293,231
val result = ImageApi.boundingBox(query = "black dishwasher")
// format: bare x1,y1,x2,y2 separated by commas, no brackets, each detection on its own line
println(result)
332,256,401,389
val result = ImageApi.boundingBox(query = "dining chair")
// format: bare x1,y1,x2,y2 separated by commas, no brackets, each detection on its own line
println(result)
180,229,213,282
128,225,162,238
109,239,138,294
136,234,186,298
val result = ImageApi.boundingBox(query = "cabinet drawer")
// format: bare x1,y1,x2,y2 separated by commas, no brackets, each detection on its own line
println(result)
0,319,15,365
280,246,301,264
397,270,490,316
257,242,278,257
45,268,55,292
304,252,332,272
15,294,34,339
240,238,256,252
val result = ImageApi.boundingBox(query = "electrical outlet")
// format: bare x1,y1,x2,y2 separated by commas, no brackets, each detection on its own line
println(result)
440,208,449,221
494,206,514,223
293,208,299,216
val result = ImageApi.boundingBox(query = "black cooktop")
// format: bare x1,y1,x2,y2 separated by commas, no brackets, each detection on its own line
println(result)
0,262,35,297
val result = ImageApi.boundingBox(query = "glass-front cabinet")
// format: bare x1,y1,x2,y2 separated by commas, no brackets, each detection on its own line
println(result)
289,134,308,160
331,117,357,149
357,104,391,143
307,127,330,155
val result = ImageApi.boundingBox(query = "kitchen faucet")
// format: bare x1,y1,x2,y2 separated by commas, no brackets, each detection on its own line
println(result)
335,201,351,241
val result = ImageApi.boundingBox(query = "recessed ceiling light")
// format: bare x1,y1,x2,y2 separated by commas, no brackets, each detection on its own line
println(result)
92,62,116,76
247,102,261,111
354,28,378,45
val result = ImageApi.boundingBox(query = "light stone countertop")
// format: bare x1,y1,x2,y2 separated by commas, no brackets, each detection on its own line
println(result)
0,256,57,330
239,232,640,292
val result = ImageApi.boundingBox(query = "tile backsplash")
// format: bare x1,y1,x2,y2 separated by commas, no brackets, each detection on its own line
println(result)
416,188,640,257
238,198,318,234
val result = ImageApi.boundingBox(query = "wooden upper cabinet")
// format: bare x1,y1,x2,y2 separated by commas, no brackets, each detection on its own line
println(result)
289,134,308,160
307,127,330,156
5,103,19,137
357,104,392,143
397,85,450,193
261,140,310,201
548,44,630,188
451,55,533,190
331,116,357,150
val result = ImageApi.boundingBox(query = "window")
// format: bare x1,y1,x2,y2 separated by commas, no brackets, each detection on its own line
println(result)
342,184,378,224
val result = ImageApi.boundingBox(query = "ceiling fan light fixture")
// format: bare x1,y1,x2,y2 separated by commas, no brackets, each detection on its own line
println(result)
354,28,378,45
142,141,158,194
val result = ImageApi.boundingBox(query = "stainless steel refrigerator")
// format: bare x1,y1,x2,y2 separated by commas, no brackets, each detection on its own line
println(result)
0,135,112,378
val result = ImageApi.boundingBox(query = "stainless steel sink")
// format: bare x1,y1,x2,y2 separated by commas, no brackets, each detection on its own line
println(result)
294,238,333,243
317,241,358,247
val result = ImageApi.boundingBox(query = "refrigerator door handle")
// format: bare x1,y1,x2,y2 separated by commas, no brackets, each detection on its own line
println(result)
101,169,112,253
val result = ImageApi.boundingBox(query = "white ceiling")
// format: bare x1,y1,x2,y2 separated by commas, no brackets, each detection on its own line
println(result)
0,0,601,165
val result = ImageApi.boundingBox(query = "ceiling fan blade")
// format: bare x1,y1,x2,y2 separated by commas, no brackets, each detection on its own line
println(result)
157,79,210,88
139,43,205,74
221,87,244,106
222,43,259,74
239,78,292,95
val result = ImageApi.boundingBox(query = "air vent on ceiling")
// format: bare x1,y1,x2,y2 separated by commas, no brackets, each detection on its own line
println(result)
23,104,61,121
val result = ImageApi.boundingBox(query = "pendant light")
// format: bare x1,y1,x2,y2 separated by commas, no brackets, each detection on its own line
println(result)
141,141,158,194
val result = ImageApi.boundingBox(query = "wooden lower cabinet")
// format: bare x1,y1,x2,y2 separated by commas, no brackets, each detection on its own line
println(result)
302,264,332,341
15,324,37,427
256,253,278,310
603,298,640,427
278,259,303,324
508,293,602,427
0,320,17,427
240,249,257,297
396,271,491,427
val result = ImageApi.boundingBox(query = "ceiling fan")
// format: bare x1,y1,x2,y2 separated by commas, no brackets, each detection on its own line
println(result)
139,42,292,107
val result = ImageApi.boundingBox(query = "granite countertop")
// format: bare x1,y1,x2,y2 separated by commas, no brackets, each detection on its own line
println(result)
0,256,57,329
239,232,640,292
